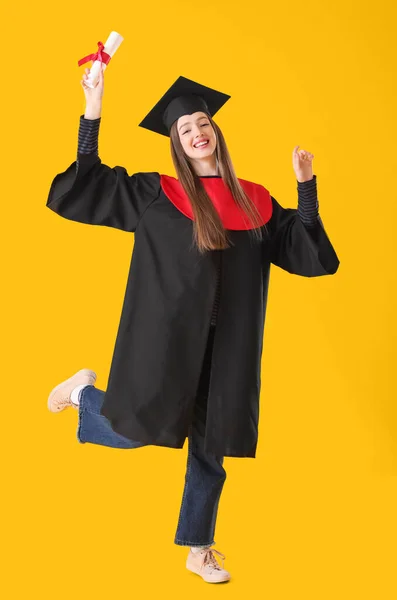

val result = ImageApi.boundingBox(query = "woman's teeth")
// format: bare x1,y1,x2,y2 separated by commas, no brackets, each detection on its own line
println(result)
194,141,209,148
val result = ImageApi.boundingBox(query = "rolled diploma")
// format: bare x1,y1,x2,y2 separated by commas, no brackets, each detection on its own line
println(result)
85,31,124,88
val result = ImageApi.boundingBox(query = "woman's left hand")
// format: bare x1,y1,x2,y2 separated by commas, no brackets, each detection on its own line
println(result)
293,146,314,183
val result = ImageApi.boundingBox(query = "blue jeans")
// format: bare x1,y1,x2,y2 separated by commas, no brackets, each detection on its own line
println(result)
76,325,227,547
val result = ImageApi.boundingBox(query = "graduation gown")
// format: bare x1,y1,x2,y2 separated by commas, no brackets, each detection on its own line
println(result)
46,152,340,458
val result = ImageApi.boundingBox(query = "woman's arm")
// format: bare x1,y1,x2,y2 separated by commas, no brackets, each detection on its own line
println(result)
296,175,319,228
77,114,101,162
265,175,340,277
46,115,161,232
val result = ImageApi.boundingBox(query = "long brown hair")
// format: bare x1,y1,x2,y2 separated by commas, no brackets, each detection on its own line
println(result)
169,115,268,253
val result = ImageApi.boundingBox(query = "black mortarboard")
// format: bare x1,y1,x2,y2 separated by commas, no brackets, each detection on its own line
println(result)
138,75,231,138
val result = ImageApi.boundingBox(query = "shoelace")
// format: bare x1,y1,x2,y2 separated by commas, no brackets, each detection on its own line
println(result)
200,548,226,572
57,397,71,407
53,395,74,410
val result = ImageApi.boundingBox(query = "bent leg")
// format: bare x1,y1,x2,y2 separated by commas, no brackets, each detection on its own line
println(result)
77,385,147,449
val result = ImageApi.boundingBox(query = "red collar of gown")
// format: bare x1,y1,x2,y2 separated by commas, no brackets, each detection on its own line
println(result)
160,174,273,230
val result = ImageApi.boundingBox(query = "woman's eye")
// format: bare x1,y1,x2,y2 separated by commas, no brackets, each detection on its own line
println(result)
182,123,208,135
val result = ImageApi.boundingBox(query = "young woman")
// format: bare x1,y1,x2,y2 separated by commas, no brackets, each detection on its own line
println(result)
46,65,339,584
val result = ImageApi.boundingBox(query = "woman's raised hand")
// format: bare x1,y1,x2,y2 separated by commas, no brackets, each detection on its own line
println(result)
81,64,104,111
293,146,314,183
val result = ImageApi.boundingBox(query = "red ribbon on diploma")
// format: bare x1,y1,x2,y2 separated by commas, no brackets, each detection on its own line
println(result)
78,41,111,67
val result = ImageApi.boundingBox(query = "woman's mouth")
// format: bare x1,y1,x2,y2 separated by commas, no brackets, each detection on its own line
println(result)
193,140,209,150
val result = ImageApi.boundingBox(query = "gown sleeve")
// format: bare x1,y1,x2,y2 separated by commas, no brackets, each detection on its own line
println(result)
46,115,161,232
265,175,340,277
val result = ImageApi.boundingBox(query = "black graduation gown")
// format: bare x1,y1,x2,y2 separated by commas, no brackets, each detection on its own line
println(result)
46,152,340,458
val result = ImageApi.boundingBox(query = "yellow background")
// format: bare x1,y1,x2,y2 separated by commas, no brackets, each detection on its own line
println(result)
2,0,396,597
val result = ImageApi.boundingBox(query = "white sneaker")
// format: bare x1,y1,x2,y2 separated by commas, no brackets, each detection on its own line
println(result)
186,547,231,583
47,369,96,413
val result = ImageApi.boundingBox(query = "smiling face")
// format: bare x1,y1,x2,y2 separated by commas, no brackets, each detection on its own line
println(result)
177,111,217,160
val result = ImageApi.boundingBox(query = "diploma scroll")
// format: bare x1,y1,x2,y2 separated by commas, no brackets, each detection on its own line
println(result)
78,31,124,88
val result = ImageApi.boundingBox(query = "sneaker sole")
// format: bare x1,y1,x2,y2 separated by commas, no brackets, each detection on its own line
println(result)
186,564,231,583
47,368,97,413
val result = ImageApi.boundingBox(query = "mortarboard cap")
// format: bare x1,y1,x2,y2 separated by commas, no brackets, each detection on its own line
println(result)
138,75,231,138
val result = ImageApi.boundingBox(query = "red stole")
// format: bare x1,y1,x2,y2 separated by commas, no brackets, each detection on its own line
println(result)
160,175,272,230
